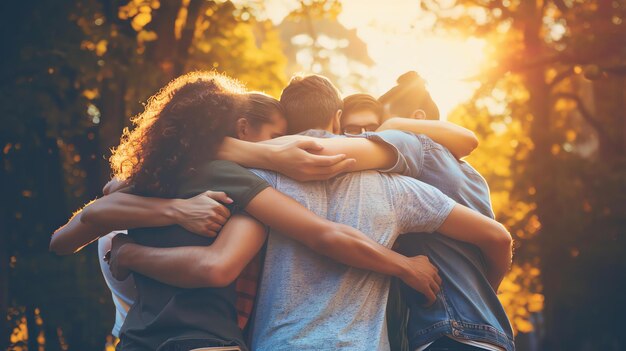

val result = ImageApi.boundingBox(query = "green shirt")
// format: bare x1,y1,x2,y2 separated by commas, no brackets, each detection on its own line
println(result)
118,160,269,351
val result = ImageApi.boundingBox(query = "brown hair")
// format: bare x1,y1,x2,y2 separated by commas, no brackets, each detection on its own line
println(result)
110,71,247,197
379,71,440,120
242,92,285,128
343,93,383,122
279,74,343,134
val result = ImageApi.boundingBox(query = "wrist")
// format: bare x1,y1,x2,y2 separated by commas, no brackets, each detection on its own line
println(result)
393,254,413,281
117,242,139,270
165,199,184,225
266,144,280,171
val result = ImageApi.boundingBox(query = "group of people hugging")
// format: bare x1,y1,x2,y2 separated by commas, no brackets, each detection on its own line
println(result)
51,70,515,351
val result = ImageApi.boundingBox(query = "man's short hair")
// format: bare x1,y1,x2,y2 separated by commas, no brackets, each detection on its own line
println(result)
280,74,343,134
343,93,384,122
379,71,440,120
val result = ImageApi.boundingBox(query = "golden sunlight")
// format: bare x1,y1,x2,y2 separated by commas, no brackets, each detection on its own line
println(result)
262,0,487,118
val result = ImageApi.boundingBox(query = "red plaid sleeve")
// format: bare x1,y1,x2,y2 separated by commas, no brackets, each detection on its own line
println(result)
235,252,262,329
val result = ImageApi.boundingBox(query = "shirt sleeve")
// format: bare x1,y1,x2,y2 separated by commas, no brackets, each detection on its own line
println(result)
181,160,270,213
393,177,456,234
249,168,278,188
359,130,426,178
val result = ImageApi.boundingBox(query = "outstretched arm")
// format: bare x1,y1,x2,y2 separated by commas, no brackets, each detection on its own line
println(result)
217,136,397,181
50,191,231,255
110,187,443,305
437,204,513,291
111,214,267,288
377,117,478,159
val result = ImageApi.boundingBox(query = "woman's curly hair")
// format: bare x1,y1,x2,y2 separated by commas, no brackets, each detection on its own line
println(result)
110,71,247,197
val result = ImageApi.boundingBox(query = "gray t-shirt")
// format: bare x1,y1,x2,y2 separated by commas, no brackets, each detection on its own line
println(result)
249,131,456,351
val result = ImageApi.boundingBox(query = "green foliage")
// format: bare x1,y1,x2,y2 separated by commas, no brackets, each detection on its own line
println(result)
1,0,289,349
427,0,626,349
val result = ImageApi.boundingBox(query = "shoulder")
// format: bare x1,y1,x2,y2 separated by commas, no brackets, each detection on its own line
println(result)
179,160,268,198
248,168,278,186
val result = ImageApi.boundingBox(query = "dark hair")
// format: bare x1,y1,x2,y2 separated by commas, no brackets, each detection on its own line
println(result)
280,74,343,134
379,71,440,120
241,92,285,128
342,93,383,122
110,71,247,197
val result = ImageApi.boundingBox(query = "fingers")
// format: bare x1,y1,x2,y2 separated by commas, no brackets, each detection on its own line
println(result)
429,280,440,295
205,191,233,205
206,222,222,233
204,230,218,238
305,153,348,167
301,158,357,181
422,286,437,307
317,158,357,178
295,140,324,152
210,211,229,225
434,272,442,286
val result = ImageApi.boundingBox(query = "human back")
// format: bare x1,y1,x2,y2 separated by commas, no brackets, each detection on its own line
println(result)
379,71,514,350
250,155,455,351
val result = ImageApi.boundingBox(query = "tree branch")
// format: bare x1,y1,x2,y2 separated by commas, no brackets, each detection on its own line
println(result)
552,92,617,150
549,66,576,88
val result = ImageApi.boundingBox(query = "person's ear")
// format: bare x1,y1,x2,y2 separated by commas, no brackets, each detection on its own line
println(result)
332,109,342,134
411,109,427,120
236,118,249,140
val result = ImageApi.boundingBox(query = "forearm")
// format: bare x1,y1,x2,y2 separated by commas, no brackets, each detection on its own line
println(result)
437,204,513,290
216,137,273,169
118,244,221,288
80,192,180,229
379,118,478,158
115,214,266,288
311,137,396,171
50,204,112,255
262,134,397,171
218,135,396,173
319,223,414,278
245,189,412,279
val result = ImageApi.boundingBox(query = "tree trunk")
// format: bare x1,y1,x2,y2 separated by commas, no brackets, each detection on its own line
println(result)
518,1,563,350
98,77,127,185
0,200,8,351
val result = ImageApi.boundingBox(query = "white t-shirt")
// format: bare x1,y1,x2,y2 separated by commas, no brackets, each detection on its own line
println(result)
97,232,137,337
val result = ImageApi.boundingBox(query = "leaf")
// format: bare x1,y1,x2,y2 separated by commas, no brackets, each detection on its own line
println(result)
131,12,152,32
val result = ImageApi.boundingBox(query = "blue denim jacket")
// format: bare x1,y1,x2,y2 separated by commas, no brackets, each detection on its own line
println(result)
366,131,515,351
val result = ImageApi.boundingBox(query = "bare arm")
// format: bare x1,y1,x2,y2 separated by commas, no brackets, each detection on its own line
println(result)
244,188,442,304
217,136,397,180
217,137,357,181
377,117,479,159
49,205,113,255
50,191,231,255
437,204,513,291
113,214,267,288
111,187,443,305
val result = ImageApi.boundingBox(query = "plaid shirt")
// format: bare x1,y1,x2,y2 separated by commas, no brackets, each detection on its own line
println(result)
235,252,263,329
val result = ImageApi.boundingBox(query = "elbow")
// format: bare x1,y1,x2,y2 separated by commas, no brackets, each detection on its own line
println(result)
79,205,98,225
198,259,239,288
467,132,479,153
491,222,513,252
49,235,74,256
460,132,479,158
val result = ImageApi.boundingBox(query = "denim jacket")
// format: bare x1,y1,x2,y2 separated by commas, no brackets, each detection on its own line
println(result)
365,131,515,351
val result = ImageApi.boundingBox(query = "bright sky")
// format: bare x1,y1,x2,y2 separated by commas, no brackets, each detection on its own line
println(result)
258,0,486,118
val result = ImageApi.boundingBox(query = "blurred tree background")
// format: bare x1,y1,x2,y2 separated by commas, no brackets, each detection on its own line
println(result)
1,0,624,350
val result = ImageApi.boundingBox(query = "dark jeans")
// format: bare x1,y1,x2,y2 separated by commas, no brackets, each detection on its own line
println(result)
425,337,486,351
